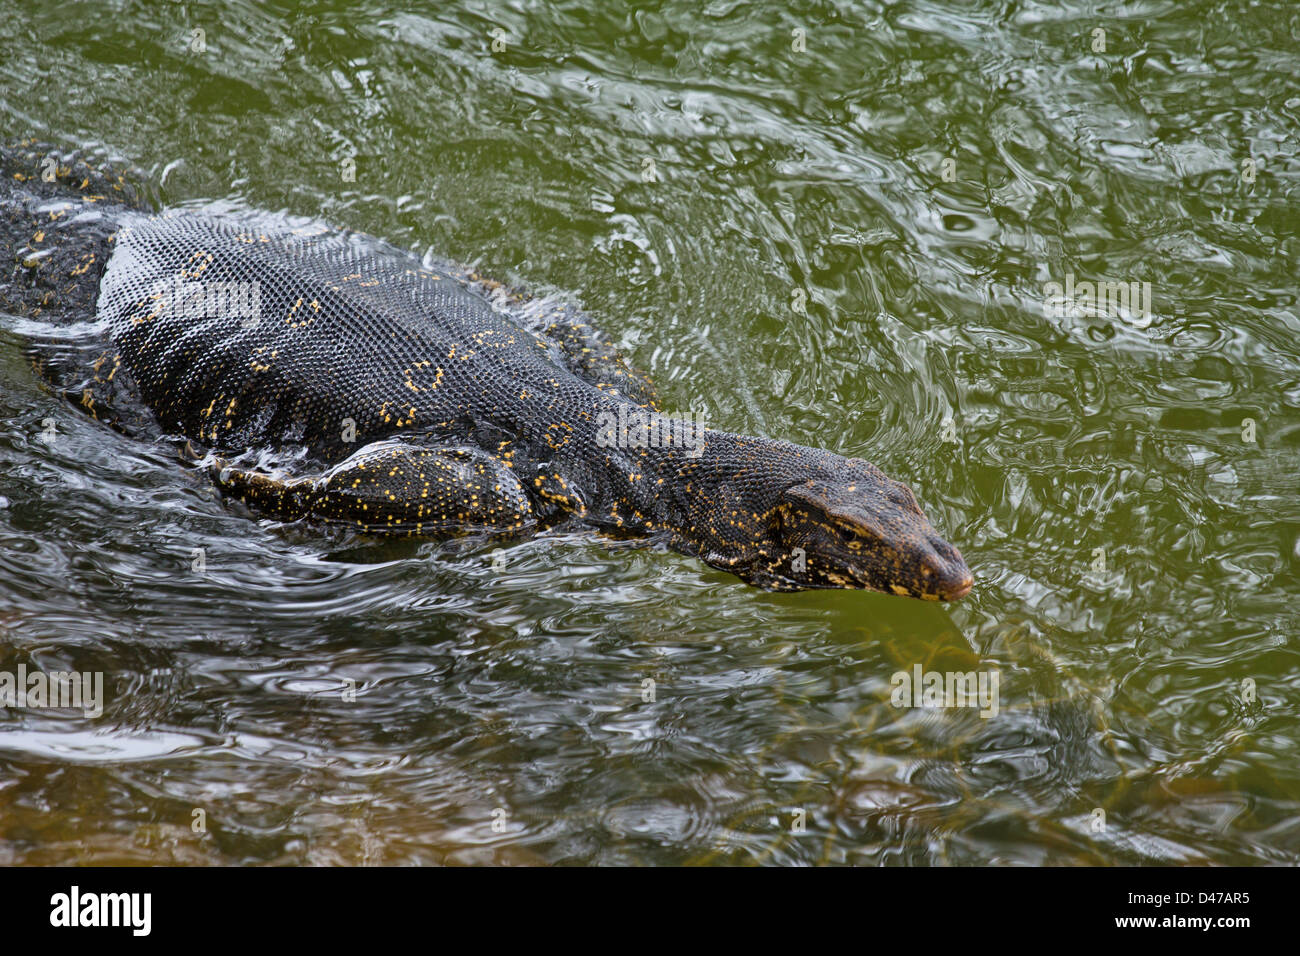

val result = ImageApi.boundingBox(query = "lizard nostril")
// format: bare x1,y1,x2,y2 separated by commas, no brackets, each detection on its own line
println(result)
919,545,972,600
947,574,974,599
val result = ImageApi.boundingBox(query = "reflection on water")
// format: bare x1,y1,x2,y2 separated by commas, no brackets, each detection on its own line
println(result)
1,0,1298,864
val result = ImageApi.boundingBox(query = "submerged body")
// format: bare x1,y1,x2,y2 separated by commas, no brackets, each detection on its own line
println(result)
0,141,971,599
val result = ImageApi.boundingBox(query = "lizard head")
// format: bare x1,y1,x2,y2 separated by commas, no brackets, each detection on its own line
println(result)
761,458,972,600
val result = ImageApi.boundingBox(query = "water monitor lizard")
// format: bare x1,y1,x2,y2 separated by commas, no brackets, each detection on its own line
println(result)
0,141,972,600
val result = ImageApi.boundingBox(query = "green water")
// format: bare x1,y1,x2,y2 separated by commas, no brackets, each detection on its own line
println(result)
0,0,1297,864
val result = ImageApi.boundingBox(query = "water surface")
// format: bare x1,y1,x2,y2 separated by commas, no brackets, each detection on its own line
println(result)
0,0,1297,864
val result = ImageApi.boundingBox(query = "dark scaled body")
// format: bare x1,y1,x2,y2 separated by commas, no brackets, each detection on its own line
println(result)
0,141,971,600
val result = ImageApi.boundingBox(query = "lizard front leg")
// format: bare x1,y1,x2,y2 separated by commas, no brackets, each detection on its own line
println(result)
208,440,535,534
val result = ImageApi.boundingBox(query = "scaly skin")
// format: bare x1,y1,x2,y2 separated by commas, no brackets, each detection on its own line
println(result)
0,141,972,600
